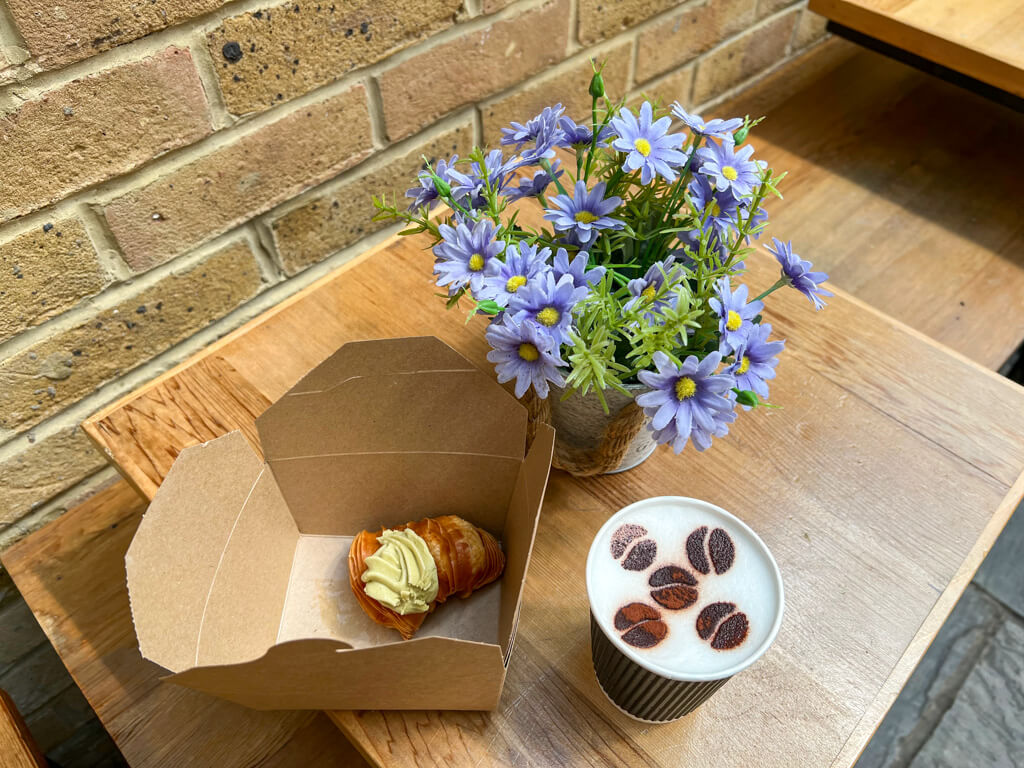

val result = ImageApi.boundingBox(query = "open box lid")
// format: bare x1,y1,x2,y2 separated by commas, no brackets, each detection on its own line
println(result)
124,337,555,711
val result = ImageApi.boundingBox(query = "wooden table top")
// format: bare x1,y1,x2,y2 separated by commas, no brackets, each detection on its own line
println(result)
74,215,1024,768
809,0,1024,99
1,481,370,768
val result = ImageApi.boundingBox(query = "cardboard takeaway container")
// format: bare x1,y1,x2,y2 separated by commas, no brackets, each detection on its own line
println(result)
125,336,555,711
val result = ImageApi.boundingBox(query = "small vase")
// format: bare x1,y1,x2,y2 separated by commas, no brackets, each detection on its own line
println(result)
543,382,656,475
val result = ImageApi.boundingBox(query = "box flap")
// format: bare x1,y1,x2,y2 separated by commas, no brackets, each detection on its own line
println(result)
498,423,555,659
254,336,528,534
167,637,506,711
126,432,261,672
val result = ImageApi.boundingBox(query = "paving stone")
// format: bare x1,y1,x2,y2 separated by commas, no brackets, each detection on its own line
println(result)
24,683,100,754
46,716,127,768
0,596,46,667
908,617,1024,768
0,641,77,715
975,499,1024,618
855,585,1004,768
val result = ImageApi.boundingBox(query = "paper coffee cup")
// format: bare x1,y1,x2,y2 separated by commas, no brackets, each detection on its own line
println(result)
586,497,784,722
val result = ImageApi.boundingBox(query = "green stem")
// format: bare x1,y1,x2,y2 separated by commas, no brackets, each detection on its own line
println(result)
540,158,569,197
753,277,788,302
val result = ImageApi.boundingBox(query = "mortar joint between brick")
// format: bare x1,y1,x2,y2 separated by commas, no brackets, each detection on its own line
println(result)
189,30,237,132
243,221,286,283
75,203,133,283
364,76,389,149
566,0,581,54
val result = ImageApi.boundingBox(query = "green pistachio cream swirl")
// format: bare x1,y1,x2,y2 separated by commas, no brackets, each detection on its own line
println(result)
361,528,439,615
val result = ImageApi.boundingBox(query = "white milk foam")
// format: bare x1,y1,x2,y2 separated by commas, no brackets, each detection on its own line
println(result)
587,497,782,679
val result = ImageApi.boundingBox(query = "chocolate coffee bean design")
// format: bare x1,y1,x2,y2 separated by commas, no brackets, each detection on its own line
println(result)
686,525,735,575
614,602,668,649
648,565,699,610
696,601,749,650
610,524,657,571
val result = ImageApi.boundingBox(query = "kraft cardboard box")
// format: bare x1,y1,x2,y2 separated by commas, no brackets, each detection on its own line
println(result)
125,336,555,711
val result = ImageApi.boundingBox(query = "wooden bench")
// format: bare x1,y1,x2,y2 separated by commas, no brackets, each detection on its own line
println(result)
809,0,1024,101
1,688,47,768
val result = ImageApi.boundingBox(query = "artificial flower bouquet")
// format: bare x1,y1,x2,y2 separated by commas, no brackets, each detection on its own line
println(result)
374,64,831,456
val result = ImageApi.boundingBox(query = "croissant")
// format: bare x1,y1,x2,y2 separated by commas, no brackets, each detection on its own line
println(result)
348,515,505,640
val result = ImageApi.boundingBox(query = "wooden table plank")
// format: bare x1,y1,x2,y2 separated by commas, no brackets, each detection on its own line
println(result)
809,0,1024,98
0,482,369,768
0,688,47,768
78,223,1024,767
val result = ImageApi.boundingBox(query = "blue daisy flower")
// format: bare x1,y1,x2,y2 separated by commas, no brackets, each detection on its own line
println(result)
609,102,688,185
670,103,743,140
479,242,551,307
625,257,680,322
696,139,760,199
501,104,566,164
557,116,613,150
688,173,741,235
405,155,459,211
765,238,832,310
552,247,605,289
727,322,785,406
485,315,565,399
504,159,563,202
636,351,737,453
709,276,763,353
543,180,624,246
508,271,588,345
433,218,505,297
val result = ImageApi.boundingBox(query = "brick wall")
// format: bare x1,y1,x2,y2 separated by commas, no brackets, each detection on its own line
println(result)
0,0,829,550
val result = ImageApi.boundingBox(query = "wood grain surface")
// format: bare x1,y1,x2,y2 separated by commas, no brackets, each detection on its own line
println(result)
1,482,370,768
0,688,47,768
77,221,1024,766
9,43,1024,768
810,0,1024,98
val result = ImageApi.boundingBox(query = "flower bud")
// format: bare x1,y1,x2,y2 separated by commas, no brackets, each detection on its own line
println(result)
735,390,759,407
589,70,605,99
733,124,750,144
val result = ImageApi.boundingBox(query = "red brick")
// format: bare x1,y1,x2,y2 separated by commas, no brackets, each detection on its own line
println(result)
378,0,571,141
635,0,757,84
104,85,372,272
0,218,108,342
0,240,265,433
480,42,632,146
207,0,461,115
0,48,211,223
692,10,798,105
6,0,229,69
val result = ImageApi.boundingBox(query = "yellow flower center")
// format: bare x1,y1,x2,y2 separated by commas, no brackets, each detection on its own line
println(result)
737,356,751,374
726,310,742,331
708,199,721,217
675,377,697,400
468,253,485,271
506,275,528,293
574,210,599,224
536,307,561,326
641,285,657,302
722,165,738,181
634,137,652,157
518,343,540,362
